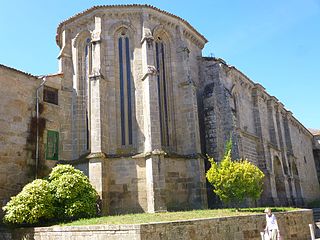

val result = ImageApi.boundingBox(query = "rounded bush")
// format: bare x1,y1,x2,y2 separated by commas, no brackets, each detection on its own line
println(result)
48,164,98,220
3,164,99,225
2,179,54,224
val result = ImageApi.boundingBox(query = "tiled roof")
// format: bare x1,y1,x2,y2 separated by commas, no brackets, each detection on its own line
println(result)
56,4,208,47
0,64,37,78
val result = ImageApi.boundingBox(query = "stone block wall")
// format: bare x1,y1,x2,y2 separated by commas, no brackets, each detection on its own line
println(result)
139,209,313,240
55,5,208,214
165,157,207,211
198,58,239,162
82,155,207,215
289,122,320,202
38,75,63,177
312,134,320,183
57,5,206,162
0,66,38,218
199,57,320,206
3,209,314,240
108,157,147,214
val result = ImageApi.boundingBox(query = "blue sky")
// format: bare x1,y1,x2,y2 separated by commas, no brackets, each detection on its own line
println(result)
0,0,319,129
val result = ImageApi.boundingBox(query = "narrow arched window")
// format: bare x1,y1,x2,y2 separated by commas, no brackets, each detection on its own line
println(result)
80,37,91,151
118,31,133,145
155,38,170,146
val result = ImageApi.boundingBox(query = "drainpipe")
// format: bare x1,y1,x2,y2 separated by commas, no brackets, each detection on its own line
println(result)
35,76,47,179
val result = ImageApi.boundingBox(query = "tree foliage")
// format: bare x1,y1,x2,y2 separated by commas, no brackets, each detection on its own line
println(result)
2,179,54,224
206,139,265,207
3,165,99,224
49,164,98,219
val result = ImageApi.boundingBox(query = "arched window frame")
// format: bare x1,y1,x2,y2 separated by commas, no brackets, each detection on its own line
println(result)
114,27,134,147
153,28,174,148
75,32,92,153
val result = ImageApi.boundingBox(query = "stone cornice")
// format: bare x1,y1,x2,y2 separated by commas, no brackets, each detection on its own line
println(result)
204,57,314,138
56,4,208,48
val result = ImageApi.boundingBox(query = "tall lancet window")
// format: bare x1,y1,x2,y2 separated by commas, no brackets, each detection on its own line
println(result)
118,31,133,145
155,38,170,146
83,38,91,151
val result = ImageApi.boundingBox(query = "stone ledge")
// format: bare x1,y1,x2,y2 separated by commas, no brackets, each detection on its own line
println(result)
1,209,314,240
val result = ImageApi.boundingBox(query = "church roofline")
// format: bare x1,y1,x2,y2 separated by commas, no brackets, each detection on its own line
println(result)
309,129,320,136
56,4,208,48
202,57,315,138
0,64,37,78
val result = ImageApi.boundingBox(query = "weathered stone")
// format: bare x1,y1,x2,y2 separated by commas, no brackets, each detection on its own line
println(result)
0,210,314,240
0,5,319,217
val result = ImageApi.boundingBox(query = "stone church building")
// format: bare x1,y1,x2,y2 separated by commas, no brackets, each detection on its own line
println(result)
0,5,319,216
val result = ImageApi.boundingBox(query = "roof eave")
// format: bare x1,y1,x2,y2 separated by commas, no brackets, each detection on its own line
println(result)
56,4,208,48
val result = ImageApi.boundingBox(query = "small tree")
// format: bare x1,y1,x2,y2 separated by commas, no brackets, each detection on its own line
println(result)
206,140,264,208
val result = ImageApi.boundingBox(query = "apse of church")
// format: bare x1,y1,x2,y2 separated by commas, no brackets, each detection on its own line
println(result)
0,5,319,217
56,6,208,214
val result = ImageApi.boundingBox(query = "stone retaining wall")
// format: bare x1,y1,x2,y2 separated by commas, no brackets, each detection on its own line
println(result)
0,209,313,240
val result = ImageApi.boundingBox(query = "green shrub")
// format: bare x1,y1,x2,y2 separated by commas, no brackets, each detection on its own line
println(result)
3,165,99,225
206,139,265,208
2,179,54,224
49,164,99,220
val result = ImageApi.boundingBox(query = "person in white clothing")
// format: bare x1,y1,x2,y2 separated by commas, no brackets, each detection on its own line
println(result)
264,208,279,240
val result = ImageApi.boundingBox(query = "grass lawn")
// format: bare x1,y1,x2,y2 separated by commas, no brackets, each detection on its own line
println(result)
61,207,297,226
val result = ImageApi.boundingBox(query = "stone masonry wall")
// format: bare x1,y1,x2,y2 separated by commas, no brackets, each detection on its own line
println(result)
94,156,207,215
3,209,314,240
56,5,208,214
313,134,320,183
199,57,320,206
108,157,147,214
165,157,207,211
0,66,38,218
289,122,320,202
199,58,239,161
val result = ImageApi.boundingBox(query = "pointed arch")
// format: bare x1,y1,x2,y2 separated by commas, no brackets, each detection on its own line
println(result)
152,25,174,45
114,25,135,146
74,30,92,155
291,161,303,206
273,155,288,206
153,25,174,147
108,21,136,40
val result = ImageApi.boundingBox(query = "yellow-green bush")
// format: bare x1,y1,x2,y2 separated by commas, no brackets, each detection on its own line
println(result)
3,165,99,225
206,149,265,207
49,164,99,219
3,179,54,224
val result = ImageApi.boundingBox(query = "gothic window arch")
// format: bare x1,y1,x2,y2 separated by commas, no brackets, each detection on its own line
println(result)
76,36,91,153
116,28,133,146
154,33,173,147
